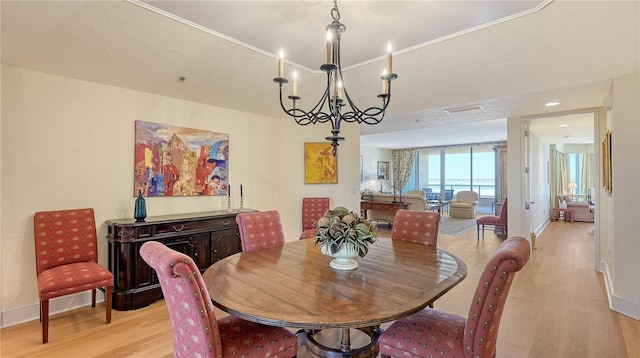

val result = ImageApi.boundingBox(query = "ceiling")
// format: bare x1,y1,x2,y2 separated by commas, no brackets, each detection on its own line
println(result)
2,1,638,149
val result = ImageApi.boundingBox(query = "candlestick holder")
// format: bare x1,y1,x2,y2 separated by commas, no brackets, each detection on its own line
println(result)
226,196,234,212
239,196,246,212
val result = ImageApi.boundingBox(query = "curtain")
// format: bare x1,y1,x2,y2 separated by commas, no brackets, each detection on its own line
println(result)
550,148,570,208
391,149,416,192
581,153,594,193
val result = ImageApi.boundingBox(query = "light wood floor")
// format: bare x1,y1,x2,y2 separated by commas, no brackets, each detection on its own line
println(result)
2,220,639,357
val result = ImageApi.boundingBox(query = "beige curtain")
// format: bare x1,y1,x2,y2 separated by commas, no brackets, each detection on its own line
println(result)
550,148,570,208
581,153,594,193
391,149,416,192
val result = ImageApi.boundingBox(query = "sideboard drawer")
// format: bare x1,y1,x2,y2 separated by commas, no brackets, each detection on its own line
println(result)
155,217,236,234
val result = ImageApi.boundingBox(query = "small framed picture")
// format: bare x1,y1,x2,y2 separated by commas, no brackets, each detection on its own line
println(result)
377,161,389,179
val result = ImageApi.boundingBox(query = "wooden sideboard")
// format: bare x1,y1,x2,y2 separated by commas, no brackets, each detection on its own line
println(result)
106,210,251,311
360,201,409,227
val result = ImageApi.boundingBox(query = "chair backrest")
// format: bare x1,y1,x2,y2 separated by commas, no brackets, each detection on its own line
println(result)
302,197,330,230
236,210,286,252
140,241,221,358
464,236,530,357
444,189,454,201
407,190,426,198
34,208,98,275
455,190,478,203
498,197,508,224
390,209,441,246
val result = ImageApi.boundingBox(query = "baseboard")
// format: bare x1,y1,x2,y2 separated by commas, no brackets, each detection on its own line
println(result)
0,290,106,329
602,261,640,320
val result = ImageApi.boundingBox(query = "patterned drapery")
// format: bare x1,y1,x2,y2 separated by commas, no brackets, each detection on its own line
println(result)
392,149,416,192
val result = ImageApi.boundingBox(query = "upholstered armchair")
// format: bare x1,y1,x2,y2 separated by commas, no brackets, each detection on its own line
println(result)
379,237,530,358
563,195,594,222
299,197,330,240
236,210,286,251
448,190,479,218
139,241,298,358
34,208,113,344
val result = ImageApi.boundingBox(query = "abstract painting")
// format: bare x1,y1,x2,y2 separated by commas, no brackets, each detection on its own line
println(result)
304,142,338,184
134,120,229,197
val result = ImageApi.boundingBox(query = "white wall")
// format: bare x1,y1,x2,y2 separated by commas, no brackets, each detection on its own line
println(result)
603,71,640,318
359,145,392,192
0,65,361,325
529,131,551,234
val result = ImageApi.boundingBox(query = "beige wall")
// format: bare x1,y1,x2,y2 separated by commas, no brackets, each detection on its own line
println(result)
0,65,361,325
603,71,640,314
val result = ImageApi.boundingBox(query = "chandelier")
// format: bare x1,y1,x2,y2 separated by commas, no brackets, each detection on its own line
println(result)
273,0,398,155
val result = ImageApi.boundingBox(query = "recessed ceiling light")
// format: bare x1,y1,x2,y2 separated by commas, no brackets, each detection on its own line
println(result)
558,124,568,128
545,102,560,107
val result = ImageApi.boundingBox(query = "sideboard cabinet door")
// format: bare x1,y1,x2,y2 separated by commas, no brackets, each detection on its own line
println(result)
107,210,251,311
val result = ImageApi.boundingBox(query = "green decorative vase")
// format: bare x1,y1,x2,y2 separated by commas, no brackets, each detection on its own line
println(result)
134,190,147,222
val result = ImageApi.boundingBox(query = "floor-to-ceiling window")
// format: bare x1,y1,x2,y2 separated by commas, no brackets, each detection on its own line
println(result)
404,144,499,213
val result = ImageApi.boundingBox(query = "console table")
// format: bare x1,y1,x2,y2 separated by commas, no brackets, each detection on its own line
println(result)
360,201,408,228
106,210,251,310
552,207,574,222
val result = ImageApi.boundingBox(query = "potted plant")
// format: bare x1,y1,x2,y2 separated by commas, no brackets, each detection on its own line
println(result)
314,207,378,270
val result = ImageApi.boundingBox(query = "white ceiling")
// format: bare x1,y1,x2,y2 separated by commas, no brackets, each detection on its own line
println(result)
2,1,638,149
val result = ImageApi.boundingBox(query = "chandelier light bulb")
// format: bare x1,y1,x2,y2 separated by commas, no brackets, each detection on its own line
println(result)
278,49,284,78
386,43,393,74
292,71,298,97
326,31,333,64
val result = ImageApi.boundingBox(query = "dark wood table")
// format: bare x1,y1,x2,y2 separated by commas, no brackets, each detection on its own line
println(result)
202,238,467,358
360,201,409,227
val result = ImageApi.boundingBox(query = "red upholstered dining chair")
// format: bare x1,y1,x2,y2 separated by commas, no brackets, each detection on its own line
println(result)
33,208,113,344
391,209,440,246
236,210,286,252
140,241,297,358
299,197,330,240
476,197,508,241
379,236,530,358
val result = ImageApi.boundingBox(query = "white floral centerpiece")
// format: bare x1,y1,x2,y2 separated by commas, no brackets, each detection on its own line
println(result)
314,207,378,270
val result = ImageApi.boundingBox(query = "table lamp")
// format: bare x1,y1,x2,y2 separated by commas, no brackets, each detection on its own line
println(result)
377,175,386,192
568,182,577,198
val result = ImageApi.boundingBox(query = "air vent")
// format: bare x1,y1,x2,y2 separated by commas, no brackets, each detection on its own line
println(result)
444,104,484,114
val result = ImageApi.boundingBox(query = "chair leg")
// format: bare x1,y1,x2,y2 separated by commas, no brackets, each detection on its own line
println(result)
41,299,49,344
477,224,480,240
92,288,97,308
106,286,113,324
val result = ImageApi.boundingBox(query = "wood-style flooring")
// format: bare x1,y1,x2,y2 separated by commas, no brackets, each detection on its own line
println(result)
1,220,638,357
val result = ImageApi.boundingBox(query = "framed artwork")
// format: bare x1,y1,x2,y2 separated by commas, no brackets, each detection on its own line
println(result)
134,120,229,197
602,130,612,192
377,161,389,179
305,142,338,184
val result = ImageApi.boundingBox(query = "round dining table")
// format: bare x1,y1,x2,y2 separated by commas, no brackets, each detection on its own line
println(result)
202,237,467,358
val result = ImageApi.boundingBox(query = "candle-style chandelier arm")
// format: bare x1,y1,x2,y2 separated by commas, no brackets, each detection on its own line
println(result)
277,72,338,126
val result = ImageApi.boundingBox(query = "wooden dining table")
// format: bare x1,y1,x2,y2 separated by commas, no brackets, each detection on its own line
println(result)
202,237,467,358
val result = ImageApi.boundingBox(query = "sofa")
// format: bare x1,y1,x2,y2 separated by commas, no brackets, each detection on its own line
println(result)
361,193,428,225
563,195,594,222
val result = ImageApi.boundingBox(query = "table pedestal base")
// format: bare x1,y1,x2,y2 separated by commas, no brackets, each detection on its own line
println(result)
298,327,381,358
